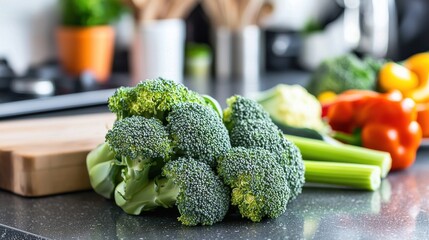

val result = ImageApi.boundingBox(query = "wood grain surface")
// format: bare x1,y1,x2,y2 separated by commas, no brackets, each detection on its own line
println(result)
0,113,115,197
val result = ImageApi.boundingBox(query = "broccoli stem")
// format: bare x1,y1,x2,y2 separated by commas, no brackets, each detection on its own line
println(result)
304,161,381,191
89,159,122,199
86,142,123,199
285,135,391,178
115,176,179,215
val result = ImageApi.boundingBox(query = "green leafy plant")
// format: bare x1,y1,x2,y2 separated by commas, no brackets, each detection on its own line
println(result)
60,0,123,27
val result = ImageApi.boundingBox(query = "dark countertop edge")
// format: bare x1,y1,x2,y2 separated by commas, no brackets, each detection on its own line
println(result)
0,223,48,240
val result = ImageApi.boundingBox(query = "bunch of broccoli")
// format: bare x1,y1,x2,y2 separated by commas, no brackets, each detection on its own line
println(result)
87,78,305,226
307,54,385,97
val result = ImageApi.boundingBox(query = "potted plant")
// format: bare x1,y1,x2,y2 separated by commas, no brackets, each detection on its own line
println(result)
57,0,122,82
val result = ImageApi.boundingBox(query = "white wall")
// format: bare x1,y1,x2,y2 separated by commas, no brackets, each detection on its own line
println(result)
0,0,59,75
264,0,338,30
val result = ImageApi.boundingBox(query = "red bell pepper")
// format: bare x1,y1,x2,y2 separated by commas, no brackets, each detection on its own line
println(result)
326,90,422,171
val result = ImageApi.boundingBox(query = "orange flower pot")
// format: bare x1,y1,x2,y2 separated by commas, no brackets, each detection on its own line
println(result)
56,26,115,82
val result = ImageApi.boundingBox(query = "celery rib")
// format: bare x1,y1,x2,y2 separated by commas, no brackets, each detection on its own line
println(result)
304,160,381,191
285,134,392,178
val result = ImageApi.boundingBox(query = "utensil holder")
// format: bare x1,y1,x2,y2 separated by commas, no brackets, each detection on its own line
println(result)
215,26,262,80
130,19,185,85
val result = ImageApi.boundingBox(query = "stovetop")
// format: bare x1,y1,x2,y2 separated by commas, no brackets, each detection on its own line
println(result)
0,56,136,119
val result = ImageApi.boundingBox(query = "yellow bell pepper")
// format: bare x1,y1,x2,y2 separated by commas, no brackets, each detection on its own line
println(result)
379,62,418,92
403,53,429,103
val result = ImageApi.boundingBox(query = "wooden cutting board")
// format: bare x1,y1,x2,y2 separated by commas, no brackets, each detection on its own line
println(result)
0,113,116,197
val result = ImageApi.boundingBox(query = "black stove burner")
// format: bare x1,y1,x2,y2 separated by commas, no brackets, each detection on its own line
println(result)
0,51,134,119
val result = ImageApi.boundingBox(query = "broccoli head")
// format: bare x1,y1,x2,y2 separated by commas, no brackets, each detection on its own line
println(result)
105,116,172,162
106,116,172,201
167,102,231,168
108,78,207,120
229,119,305,199
307,54,381,96
217,147,290,222
163,157,230,226
223,95,270,131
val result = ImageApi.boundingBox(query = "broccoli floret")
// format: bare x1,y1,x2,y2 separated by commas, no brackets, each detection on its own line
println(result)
105,116,172,203
107,86,137,120
86,142,124,199
307,54,381,96
217,147,290,222
163,157,230,226
106,116,172,161
223,95,270,131
167,102,231,168
108,78,207,120
229,119,305,199
114,156,231,226
224,96,305,199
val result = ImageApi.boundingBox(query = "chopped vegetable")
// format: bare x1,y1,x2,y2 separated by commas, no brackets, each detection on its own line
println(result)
325,90,422,170
304,161,381,191
286,134,391,178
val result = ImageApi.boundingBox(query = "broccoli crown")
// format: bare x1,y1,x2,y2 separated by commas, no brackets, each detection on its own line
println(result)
276,137,305,200
107,86,137,120
108,78,207,120
217,147,290,222
167,102,231,168
163,157,230,226
229,119,305,200
307,54,380,96
105,116,172,162
230,119,281,150
223,95,270,131
106,116,173,201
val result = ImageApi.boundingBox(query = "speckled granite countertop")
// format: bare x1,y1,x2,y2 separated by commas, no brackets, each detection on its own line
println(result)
1,73,429,239
0,148,428,239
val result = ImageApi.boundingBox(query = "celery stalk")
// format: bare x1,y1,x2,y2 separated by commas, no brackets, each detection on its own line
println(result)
285,135,391,178
304,161,381,191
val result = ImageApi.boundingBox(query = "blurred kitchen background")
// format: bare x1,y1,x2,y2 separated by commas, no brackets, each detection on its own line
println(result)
0,0,429,117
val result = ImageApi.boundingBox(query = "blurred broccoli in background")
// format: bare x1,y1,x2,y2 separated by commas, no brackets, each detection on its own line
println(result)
307,54,385,97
